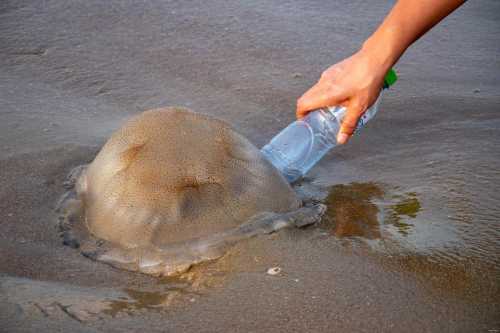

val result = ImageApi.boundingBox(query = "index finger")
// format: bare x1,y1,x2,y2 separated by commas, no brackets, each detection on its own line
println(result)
296,83,346,119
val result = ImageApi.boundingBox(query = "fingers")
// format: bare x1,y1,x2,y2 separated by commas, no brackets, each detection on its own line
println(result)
337,101,364,145
296,83,327,119
296,82,346,119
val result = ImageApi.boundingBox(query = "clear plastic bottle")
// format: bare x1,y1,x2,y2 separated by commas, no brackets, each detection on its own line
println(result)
261,69,397,183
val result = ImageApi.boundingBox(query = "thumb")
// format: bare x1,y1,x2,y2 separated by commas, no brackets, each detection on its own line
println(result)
337,102,363,144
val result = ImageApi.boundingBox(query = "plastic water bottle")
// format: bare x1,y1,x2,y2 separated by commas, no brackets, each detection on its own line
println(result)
261,69,397,183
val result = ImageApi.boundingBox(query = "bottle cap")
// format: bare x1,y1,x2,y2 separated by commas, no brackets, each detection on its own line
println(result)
383,68,398,89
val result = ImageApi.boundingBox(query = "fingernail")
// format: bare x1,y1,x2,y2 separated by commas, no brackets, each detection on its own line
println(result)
337,133,349,144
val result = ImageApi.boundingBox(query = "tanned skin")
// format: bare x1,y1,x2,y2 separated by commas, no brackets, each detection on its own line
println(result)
296,0,466,144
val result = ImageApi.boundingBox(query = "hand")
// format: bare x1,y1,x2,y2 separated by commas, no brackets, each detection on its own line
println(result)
296,49,388,144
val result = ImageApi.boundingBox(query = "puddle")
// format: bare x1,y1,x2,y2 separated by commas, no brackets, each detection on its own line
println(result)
102,275,201,316
319,181,500,301
321,182,421,240
103,288,176,316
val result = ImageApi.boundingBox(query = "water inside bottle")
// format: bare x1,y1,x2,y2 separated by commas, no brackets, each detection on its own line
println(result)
261,109,341,183
295,109,340,176
261,120,314,182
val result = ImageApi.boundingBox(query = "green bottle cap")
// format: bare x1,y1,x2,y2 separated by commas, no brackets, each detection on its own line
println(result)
383,68,398,89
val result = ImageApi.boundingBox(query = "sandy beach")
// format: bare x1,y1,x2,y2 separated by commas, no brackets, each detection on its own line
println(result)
1,1,499,332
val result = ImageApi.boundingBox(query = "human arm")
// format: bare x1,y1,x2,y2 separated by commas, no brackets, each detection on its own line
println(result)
296,0,466,144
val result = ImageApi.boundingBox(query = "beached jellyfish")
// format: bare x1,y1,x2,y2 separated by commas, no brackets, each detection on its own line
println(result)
57,107,325,276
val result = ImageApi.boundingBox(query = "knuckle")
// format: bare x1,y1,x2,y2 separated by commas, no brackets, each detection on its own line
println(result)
323,80,336,92
341,127,355,135
342,121,356,130
350,99,362,110
296,97,306,110
350,101,367,115
342,114,359,129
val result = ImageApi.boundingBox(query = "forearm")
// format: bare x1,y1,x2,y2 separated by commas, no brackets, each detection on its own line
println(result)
362,0,466,71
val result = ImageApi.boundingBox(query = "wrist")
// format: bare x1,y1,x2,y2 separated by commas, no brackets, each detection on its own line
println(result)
361,26,404,73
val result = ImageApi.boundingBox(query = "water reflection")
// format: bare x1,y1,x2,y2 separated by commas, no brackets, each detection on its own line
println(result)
104,288,174,316
103,267,224,317
321,182,421,240
384,192,421,236
320,181,500,302
322,182,383,239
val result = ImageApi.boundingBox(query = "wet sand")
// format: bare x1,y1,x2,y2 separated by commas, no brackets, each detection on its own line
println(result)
1,0,499,332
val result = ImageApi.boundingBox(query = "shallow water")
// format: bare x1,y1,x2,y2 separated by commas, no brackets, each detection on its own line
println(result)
321,182,420,240
314,96,500,276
